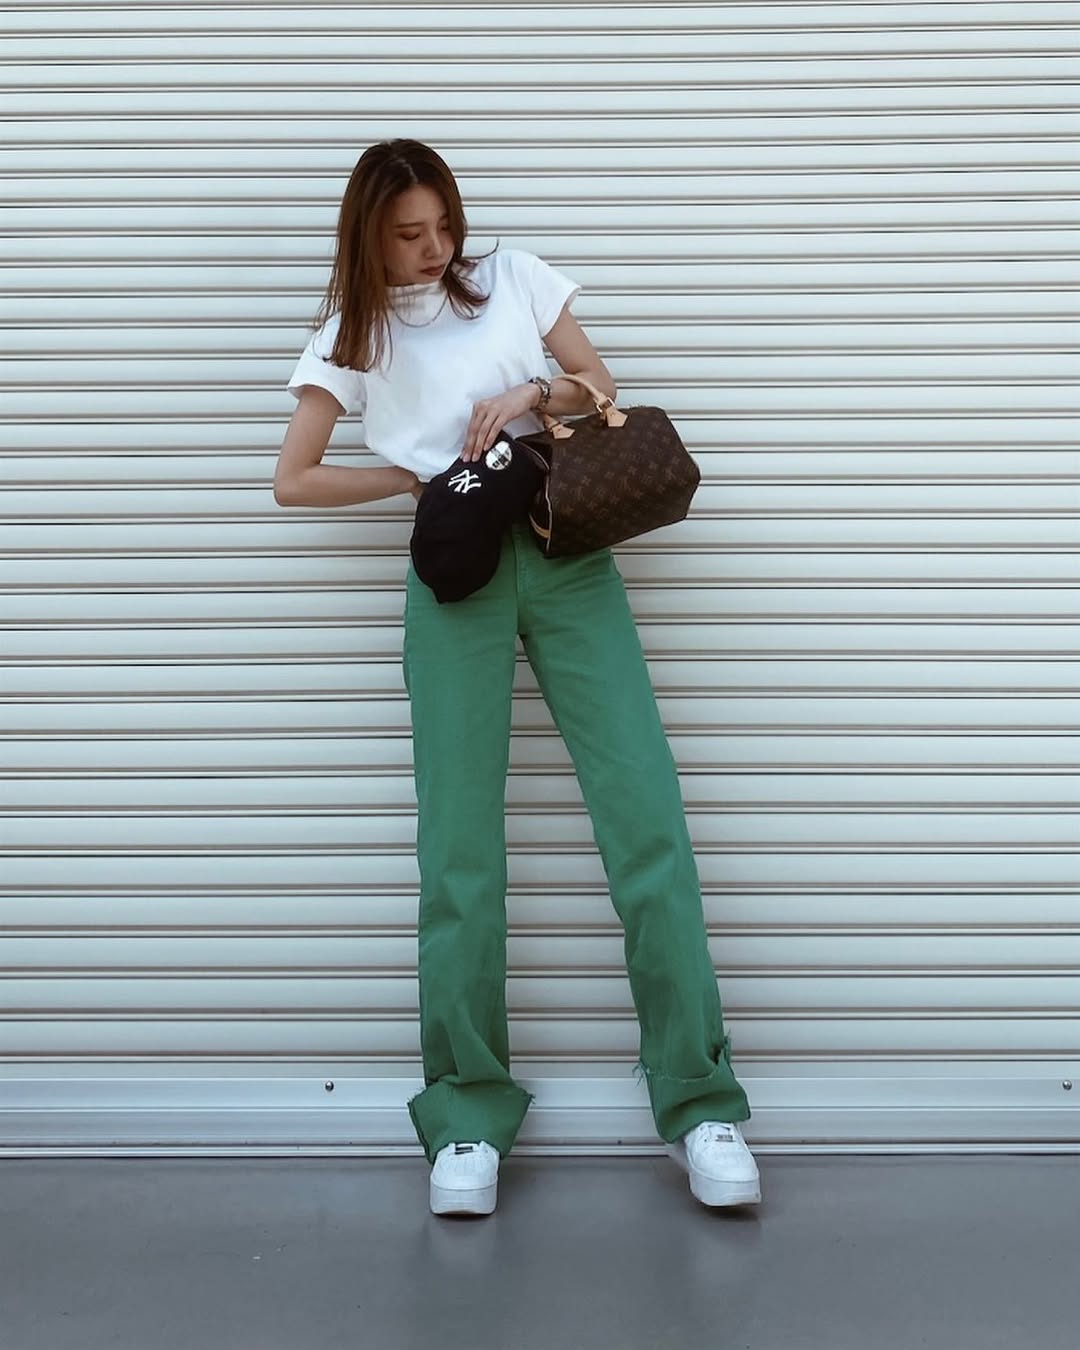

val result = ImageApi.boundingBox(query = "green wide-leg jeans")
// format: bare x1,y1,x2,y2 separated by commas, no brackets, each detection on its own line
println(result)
404,523,750,1163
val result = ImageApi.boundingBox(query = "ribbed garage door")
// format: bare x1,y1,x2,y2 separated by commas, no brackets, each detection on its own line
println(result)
1,3,1078,1153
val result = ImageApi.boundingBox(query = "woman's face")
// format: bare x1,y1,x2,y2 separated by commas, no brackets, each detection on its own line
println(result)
382,184,454,285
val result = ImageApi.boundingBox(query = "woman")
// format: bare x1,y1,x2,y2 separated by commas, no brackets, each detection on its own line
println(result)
274,139,760,1216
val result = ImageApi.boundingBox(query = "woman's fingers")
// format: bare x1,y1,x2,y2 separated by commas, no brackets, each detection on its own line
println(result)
465,414,489,461
464,383,535,460
479,415,500,459
462,409,480,461
464,404,501,461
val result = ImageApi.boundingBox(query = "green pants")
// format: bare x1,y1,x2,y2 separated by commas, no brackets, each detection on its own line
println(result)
403,523,750,1162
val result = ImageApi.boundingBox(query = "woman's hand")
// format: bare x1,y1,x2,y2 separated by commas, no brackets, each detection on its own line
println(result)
460,383,539,462
407,472,425,501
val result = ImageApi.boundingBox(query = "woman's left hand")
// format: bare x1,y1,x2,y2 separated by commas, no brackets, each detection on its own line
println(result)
460,383,538,462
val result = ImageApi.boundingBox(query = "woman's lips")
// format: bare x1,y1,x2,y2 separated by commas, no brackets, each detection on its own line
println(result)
421,264,446,276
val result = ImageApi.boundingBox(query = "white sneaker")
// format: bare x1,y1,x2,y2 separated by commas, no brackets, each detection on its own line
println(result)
429,1140,500,1215
665,1121,761,1207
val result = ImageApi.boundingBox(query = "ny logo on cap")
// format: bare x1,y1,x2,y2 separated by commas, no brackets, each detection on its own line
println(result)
448,469,482,495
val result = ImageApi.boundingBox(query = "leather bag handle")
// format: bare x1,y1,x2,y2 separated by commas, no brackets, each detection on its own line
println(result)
537,373,628,439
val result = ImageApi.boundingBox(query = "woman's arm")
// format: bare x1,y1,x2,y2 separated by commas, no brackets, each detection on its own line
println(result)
539,303,618,411
460,302,619,461
273,385,420,506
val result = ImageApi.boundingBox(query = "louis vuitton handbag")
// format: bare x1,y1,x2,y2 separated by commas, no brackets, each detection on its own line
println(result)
515,373,701,558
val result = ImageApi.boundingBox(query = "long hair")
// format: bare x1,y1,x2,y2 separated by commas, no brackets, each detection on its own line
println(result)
311,139,493,372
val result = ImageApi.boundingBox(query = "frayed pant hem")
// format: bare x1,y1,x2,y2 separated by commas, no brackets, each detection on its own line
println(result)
407,1079,535,1164
634,1040,752,1142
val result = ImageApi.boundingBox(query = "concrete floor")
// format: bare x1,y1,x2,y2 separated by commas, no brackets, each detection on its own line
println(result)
1,1154,1075,1350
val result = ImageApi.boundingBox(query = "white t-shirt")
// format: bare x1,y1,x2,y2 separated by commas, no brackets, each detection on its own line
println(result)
285,246,582,481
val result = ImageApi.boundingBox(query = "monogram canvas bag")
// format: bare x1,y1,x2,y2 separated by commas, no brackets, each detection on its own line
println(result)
516,374,701,558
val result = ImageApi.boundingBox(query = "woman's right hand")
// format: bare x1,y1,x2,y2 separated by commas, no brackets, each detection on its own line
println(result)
409,473,425,501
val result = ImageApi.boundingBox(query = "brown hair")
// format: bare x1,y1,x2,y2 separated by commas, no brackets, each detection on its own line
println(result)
311,139,493,372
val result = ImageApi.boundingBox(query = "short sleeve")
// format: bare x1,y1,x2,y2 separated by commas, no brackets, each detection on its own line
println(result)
511,249,583,338
286,314,367,417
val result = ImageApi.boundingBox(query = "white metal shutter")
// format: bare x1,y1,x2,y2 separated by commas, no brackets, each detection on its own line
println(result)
2,3,1078,1154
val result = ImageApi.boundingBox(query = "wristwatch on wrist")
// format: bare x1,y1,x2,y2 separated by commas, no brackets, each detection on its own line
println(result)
528,375,552,412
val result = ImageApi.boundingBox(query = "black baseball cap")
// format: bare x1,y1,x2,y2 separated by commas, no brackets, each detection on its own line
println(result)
409,433,548,603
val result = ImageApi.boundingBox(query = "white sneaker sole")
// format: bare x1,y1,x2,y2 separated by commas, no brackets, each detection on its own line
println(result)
665,1143,761,1207
430,1180,498,1216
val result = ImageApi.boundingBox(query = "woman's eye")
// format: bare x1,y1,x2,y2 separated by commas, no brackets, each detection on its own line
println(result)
399,225,448,242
